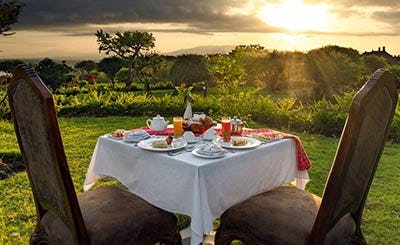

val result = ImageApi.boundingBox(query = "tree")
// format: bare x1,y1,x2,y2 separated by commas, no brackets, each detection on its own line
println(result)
169,54,210,96
74,60,97,72
229,44,267,58
253,50,286,92
136,53,168,97
35,58,72,89
0,0,23,36
97,56,126,87
304,48,361,97
0,59,23,72
360,55,388,75
95,29,155,89
207,54,246,94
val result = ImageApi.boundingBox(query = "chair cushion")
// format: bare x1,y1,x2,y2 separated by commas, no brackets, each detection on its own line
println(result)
218,186,355,244
77,186,179,245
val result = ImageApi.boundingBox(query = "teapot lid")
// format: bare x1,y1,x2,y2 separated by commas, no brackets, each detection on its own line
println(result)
153,115,164,120
230,116,242,125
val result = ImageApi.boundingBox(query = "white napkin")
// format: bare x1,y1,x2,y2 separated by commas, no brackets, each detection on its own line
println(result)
123,130,150,141
196,143,227,156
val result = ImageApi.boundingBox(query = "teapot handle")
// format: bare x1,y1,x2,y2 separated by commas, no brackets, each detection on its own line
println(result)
146,119,152,128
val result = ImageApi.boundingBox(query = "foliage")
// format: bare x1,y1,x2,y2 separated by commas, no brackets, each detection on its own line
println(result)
311,45,360,61
207,54,246,94
0,89,10,119
360,55,389,75
135,53,169,96
74,60,97,72
169,54,210,87
387,64,400,81
389,104,400,141
0,0,23,36
305,47,361,98
0,59,23,72
252,50,286,92
97,56,126,87
95,29,156,89
207,54,257,120
115,68,130,85
35,58,72,89
175,84,194,103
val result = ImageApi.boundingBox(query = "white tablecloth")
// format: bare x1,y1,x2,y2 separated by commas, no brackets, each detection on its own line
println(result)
84,136,309,245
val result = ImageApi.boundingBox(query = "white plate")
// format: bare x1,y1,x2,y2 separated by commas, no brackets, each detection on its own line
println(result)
192,148,226,159
214,136,261,149
137,137,187,152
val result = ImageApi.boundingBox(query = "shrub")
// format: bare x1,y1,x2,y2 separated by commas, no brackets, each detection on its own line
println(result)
1,85,399,141
389,101,400,142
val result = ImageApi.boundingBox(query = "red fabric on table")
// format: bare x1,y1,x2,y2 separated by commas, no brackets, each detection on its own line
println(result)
131,127,205,137
132,127,175,136
130,127,311,171
239,128,311,171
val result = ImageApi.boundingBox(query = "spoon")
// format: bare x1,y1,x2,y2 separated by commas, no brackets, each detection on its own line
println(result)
168,150,184,156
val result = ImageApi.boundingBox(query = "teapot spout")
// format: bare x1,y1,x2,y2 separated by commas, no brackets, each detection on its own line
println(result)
165,120,169,126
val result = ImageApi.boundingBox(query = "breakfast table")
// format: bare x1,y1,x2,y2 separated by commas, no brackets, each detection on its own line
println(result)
84,126,310,245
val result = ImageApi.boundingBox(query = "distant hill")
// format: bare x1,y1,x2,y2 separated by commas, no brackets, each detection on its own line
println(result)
166,45,236,56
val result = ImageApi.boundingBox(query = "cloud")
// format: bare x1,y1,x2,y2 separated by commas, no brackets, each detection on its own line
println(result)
14,0,282,34
372,10,400,31
304,0,400,7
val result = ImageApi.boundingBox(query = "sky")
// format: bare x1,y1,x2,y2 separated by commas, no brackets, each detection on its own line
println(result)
1,0,400,60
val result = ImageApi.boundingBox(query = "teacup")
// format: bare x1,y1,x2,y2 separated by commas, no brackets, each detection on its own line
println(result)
203,128,217,141
183,131,196,143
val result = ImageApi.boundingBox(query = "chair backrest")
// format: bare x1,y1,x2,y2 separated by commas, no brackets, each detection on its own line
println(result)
310,69,398,243
8,64,89,243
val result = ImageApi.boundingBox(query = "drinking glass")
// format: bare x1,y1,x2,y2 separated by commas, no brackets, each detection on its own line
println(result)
173,117,183,137
221,116,231,142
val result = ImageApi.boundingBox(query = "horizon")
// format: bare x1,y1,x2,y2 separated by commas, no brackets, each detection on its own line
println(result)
1,0,400,59
0,43,398,64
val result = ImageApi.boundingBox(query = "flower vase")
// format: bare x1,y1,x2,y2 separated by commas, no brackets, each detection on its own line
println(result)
183,102,192,119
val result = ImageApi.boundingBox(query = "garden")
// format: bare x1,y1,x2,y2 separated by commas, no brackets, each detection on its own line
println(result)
1,41,400,244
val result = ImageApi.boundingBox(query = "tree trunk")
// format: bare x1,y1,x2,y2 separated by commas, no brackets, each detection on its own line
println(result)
144,79,152,98
126,61,133,90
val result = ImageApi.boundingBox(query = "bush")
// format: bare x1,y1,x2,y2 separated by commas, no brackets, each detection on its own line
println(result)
1,85,399,141
310,98,345,137
389,101,400,142
0,90,10,120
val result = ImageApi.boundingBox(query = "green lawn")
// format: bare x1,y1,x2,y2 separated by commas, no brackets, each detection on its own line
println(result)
1,116,400,244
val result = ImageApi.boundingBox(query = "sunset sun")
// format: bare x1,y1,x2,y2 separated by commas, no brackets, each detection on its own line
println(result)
258,0,330,32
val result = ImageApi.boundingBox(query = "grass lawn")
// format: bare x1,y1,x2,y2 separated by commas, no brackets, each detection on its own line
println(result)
1,116,400,244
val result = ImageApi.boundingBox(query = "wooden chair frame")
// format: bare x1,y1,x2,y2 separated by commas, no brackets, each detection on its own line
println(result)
310,69,398,244
8,64,90,243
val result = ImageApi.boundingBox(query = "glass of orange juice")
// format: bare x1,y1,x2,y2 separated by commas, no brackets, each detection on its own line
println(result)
173,117,183,137
221,116,231,142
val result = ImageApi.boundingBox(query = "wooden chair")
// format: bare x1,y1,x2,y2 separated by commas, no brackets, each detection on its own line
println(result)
8,64,182,245
215,69,398,245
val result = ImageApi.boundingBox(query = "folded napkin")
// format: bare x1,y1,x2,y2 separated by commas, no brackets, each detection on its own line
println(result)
124,130,150,141
196,143,227,156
